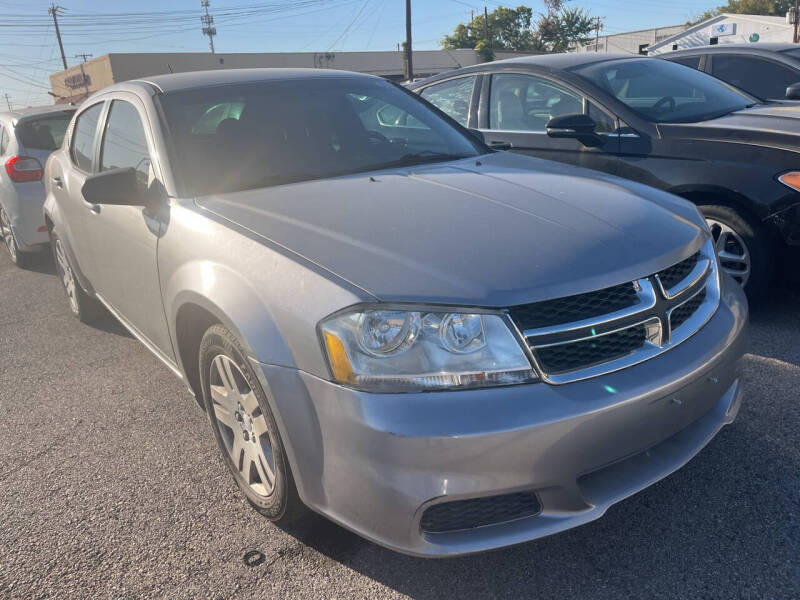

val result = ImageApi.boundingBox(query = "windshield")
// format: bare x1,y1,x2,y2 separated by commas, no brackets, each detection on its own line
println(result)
572,58,755,123
17,112,73,150
157,77,483,196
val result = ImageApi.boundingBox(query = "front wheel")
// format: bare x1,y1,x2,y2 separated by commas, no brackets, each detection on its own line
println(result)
199,324,305,523
700,204,772,300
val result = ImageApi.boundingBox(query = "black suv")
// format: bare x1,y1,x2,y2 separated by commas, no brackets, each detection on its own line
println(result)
409,53,800,299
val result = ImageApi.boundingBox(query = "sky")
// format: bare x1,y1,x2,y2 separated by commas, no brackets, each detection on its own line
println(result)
0,0,721,108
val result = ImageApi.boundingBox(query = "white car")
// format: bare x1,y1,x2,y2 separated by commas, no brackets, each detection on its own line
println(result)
0,105,75,267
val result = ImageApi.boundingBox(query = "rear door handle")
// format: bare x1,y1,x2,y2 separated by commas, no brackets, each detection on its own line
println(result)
51,176,63,188
89,204,100,214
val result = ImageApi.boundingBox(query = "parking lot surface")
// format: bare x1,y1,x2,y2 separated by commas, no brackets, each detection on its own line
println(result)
0,251,798,599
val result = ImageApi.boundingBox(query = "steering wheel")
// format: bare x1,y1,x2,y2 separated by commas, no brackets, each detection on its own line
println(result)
366,130,390,144
652,96,676,113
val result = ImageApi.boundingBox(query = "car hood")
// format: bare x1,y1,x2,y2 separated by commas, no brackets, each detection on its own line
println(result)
196,152,705,307
659,103,800,152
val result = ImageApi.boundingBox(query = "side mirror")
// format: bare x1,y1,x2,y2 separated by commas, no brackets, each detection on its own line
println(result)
546,113,601,147
81,167,148,207
786,82,800,100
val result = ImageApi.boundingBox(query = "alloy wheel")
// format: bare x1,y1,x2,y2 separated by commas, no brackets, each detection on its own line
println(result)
706,217,751,287
0,207,17,262
209,354,276,497
54,238,79,314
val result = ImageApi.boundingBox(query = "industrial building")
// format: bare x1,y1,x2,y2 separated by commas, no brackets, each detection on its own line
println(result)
647,13,795,54
574,24,687,55
48,49,534,104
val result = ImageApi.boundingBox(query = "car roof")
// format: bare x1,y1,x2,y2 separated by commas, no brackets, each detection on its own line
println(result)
664,43,798,56
409,53,639,88
0,104,76,123
131,67,378,94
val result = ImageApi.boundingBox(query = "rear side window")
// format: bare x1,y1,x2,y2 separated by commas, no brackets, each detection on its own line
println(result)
669,56,701,70
70,103,104,172
99,100,151,187
420,76,477,126
710,55,800,99
17,113,72,151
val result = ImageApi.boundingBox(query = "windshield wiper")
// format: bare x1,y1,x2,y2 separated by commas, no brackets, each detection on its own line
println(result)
366,152,473,171
225,172,320,193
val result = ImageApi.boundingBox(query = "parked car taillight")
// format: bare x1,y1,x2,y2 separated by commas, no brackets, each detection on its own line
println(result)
5,155,43,183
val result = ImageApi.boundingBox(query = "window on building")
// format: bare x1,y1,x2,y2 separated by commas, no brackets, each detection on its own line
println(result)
711,55,800,99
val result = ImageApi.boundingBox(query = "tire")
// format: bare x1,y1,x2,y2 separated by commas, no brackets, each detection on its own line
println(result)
50,230,105,323
0,205,31,269
199,324,306,524
699,204,773,301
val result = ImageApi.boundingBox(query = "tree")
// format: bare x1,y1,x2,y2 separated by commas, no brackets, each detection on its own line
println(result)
688,0,793,24
441,6,538,53
441,2,599,57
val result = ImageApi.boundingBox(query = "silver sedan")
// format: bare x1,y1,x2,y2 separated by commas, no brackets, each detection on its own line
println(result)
43,68,747,557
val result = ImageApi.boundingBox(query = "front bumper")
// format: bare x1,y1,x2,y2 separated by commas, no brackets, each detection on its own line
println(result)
253,277,748,557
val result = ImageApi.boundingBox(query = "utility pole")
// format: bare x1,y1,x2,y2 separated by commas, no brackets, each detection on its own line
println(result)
201,0,217,54
794,0,799,44
74,54,92,97
74,52,92,63
404,0,413,81
48,4,68,70
4,94,11,111
484,6,489,46
594,16,602,52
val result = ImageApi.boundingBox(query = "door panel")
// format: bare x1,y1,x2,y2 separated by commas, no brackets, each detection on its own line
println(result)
480,72,619,175
58,101,106,282
87,96,174,359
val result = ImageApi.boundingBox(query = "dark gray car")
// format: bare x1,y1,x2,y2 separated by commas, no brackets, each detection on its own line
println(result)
44,68,747,557
661,43,800,101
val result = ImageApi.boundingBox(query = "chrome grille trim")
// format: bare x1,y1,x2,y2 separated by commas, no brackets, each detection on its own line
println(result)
521,278,655,338
655,254,711,299
515,239,720,385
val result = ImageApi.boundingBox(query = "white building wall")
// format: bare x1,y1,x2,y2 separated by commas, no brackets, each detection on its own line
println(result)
575,25,686,54
648,14,793,54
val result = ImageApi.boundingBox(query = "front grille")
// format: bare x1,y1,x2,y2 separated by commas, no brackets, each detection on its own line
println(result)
508,281,638,330
657,251,699,291
535,325,647,374
670,288,707,330
420,492,541,534
514,240,719,384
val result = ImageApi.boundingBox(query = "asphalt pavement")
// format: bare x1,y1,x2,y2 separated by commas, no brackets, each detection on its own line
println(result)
0,250,798,599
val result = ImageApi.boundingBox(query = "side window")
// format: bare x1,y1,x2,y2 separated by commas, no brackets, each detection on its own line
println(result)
0,127,7,156
587,102,616,134
669,56,701,70
70,103,104,172
419,76,477,126
489,73,583,132
711,56,798,99
99,100,151,187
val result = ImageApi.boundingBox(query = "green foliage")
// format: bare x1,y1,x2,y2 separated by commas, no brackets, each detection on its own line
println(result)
441,2,599,57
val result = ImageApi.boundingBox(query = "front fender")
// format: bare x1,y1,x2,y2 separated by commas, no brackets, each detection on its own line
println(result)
164,260,295,371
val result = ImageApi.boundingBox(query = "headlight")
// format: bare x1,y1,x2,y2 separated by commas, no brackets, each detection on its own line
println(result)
320,307,538,392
